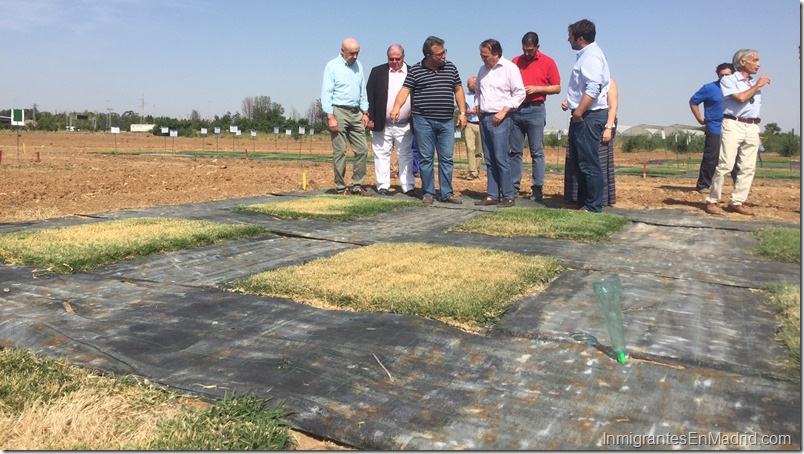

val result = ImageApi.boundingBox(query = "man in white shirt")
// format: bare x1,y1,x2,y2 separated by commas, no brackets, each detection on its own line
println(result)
474,39,526,207
705,49,771,216
564,19,610,213
366,44,415,196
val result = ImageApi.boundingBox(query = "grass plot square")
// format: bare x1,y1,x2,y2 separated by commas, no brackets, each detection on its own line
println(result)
0,218,266,274
232,242,563,332
236,195,420,221
451,207,628,242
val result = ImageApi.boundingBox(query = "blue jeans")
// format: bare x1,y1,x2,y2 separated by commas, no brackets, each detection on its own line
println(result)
479,113,514,201
412,116,455,199
568,109,607,212
508,103,546,192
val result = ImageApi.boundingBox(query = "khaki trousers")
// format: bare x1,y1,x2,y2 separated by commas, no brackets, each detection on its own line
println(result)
706,119,759,206
330,106,368,191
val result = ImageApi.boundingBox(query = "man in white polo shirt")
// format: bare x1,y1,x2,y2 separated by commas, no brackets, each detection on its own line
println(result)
705,49,771,216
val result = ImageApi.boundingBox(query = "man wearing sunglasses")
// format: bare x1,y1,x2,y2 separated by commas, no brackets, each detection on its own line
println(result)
366,44,415,197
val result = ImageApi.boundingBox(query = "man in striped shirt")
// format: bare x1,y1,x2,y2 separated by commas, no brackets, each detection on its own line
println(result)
390,36,467,205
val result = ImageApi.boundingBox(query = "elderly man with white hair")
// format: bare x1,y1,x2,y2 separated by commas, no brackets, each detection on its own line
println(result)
705,49,771,216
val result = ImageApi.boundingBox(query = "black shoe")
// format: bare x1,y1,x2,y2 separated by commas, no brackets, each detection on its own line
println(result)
377,188,390,196
403,189,417,197
531,185,543,201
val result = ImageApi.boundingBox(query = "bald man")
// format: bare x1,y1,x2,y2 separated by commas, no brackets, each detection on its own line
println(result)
321,38,371,196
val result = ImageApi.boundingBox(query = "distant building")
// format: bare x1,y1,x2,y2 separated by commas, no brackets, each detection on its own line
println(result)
619,123,704,137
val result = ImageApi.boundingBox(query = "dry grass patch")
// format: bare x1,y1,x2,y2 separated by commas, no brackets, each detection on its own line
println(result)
450,207,628,242
236,194,420,220
765,283,801,372
0,348,293,450
0,218,266,273
232,242,563,331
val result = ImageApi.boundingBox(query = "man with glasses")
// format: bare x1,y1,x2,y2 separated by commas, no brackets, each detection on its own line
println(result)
689,62,738,193
509,32,561,201
321,37,372,196
366,44,415,197
389,36,467,205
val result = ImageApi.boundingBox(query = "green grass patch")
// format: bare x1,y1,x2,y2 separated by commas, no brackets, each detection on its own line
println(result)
148,393,291,450
450,207,628,242
237,194,420,221
764,283,801,371
0,218,266,273
618,165,801,180
232,242,563,331
0,348,292,450
754,227,801,263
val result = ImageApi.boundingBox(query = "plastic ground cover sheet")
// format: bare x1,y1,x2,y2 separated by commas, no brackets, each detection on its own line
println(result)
0,192,800,450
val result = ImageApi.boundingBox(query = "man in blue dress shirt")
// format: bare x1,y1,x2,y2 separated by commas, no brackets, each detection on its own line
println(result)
564,19,610,213
321,38,372,196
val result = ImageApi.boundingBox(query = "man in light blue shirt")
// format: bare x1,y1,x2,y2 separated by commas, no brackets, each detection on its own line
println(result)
564,19,610,212
705,49,771,216
321,38,371,196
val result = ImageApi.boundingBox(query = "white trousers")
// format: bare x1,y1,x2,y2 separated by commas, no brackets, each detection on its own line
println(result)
706,119,759,206
371,122,415,192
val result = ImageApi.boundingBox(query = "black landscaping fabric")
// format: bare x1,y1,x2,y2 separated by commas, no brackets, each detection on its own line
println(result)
0,191,800,450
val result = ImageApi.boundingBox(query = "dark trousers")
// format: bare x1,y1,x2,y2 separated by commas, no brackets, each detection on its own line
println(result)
697,130,738,190
567,109,607,212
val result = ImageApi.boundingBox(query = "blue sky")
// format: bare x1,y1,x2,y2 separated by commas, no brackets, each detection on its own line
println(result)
2,0,800,133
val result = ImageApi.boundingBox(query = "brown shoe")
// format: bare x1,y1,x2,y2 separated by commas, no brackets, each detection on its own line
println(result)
351,186,373,197
441,195,463,204
577,206,589,212
474,197,498,206
726,204,753,216
705,203,723,215
422,195,434,205
465,174,479,180
498,198,515,208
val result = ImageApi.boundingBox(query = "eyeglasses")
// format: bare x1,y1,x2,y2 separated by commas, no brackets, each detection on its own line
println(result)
388,57,403,61
429,49,447,58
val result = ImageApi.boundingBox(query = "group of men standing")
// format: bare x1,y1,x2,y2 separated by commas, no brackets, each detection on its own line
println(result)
322,20,768,216
321,18,612,212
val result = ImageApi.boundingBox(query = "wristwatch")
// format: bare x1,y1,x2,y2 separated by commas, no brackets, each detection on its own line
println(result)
604,125,614,130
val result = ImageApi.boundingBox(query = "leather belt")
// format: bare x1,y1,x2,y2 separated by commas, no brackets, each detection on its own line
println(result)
333,105,361,113
724,114,760,124
520,101,544,108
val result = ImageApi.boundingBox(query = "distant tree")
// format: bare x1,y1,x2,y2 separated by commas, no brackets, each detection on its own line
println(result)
305,99,327,130
253,96,284,125
288,106,300,121
241,97,255,119
190,109,201,121
764,122,782,135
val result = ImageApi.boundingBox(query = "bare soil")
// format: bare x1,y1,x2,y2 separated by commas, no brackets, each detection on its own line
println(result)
0,131,798,450
0,131,798,224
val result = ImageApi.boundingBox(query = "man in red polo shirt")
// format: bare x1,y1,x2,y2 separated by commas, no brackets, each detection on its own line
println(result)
509,31,561,201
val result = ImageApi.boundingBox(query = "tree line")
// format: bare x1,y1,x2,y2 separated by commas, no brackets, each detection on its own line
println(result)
0,96,328,139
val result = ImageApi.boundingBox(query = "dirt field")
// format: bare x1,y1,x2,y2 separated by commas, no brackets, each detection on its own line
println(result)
0,131,798,450
0,131,799,224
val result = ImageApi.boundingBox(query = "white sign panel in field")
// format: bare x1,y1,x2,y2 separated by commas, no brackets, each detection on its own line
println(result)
11,109,24,126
